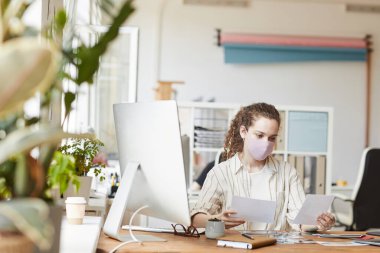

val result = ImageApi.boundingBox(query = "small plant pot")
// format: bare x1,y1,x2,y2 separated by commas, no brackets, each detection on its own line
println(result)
63,176,93,203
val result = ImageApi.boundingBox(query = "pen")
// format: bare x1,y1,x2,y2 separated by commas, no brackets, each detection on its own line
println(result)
242,233,254,240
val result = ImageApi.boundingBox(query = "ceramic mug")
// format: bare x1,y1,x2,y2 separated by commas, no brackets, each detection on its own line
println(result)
205,218,225,239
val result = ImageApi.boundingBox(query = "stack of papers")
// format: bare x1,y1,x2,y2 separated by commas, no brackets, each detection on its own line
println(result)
312,234,364,239
316,241,366,247
354,239,380,246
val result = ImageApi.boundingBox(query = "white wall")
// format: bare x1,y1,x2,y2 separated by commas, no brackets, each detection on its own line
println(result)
126,0,380,186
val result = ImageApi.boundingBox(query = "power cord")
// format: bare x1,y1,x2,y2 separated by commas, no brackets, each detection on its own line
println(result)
108,240,139,253
108,205,149,253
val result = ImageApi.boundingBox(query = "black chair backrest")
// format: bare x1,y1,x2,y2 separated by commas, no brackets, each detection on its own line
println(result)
354,148,380,230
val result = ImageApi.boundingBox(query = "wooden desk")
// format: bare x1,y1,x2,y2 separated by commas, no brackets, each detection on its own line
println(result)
97,231,380,252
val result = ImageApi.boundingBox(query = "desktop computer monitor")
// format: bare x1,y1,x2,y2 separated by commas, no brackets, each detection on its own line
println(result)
103,101,191,242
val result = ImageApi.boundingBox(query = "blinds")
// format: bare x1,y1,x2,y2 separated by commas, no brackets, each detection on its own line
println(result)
218,31,370,64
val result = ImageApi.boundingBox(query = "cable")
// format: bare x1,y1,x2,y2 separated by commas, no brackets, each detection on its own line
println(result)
108,205,149,253
108,240,139,253
128,205,149,242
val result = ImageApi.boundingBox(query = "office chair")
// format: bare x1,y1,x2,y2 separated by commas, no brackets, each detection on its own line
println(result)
332,147,380,231
215,148,224,164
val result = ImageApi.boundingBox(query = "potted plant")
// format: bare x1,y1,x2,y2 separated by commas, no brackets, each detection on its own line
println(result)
46,151,78,200
53,137,106,201
0,0,135,252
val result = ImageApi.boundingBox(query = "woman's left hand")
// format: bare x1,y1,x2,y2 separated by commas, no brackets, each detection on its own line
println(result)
316,212,335,231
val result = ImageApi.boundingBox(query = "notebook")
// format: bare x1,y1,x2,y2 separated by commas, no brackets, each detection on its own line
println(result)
217,234,276,250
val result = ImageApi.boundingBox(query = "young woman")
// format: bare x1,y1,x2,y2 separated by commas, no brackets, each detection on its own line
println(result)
191,102,335,231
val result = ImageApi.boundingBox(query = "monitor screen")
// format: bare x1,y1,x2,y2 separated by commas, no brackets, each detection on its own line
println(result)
103,101,190,241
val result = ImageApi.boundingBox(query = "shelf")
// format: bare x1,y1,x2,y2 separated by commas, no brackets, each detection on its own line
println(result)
273,151,328,156
331,185,354,190
178,101,241,110
193,147,222,152
286,151,328,156
272,150,286,154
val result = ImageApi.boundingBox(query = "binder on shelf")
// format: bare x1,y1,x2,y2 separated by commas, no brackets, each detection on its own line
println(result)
287,154,296,168
194,136,224,141
194,137,224,145
194,129,225,135
304,156,317,194
194,142,224,148
292,155,326,194
194,127,225,138
194,125,225,148
295,156,305,187
316,156,326,194
194,125,226,132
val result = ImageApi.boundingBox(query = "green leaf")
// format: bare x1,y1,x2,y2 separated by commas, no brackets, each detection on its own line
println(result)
0,37,60,117
0,177,11,199
0,160,16,198
0,198,54,251
58,137,105,177
0,113,18,133
64,91,76,118
14,154,27,197
54,10,67,33
75,0,135,85
47,151,77,195
25,116,39,126
0,126,94,165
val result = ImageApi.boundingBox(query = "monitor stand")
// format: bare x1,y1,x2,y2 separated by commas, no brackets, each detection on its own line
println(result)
103,162,167,242
118,204,167,242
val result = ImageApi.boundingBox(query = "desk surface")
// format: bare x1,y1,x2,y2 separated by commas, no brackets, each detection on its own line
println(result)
60,216,102,253
97,230,380,253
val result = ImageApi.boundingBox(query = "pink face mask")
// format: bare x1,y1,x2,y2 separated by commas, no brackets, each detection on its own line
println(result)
246,135,274,161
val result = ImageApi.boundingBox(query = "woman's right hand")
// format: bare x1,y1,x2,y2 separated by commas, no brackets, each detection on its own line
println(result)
216,210,245,229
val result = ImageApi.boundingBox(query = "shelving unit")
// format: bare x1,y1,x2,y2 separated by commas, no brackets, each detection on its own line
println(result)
178,102,240,185
178,102,333,195
276,106,333,195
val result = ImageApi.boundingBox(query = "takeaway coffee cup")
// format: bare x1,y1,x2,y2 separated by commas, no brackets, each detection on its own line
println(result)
65,197,86,225
205,218,225,239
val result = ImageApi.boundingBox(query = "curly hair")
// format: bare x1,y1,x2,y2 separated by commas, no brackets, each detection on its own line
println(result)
222,102,281,160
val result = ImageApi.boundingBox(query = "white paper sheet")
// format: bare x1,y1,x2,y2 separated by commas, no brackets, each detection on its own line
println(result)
293,194,335,225
230,196,276,223
316,241,366,247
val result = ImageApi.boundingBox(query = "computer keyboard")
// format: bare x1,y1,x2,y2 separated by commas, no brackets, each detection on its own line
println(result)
121,225,175,233
121,225,206,234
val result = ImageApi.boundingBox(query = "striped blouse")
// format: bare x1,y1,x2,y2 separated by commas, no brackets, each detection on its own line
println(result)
190,153,305,231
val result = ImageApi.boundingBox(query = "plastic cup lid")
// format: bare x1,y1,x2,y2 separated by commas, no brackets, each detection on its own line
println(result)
65,197,87,204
